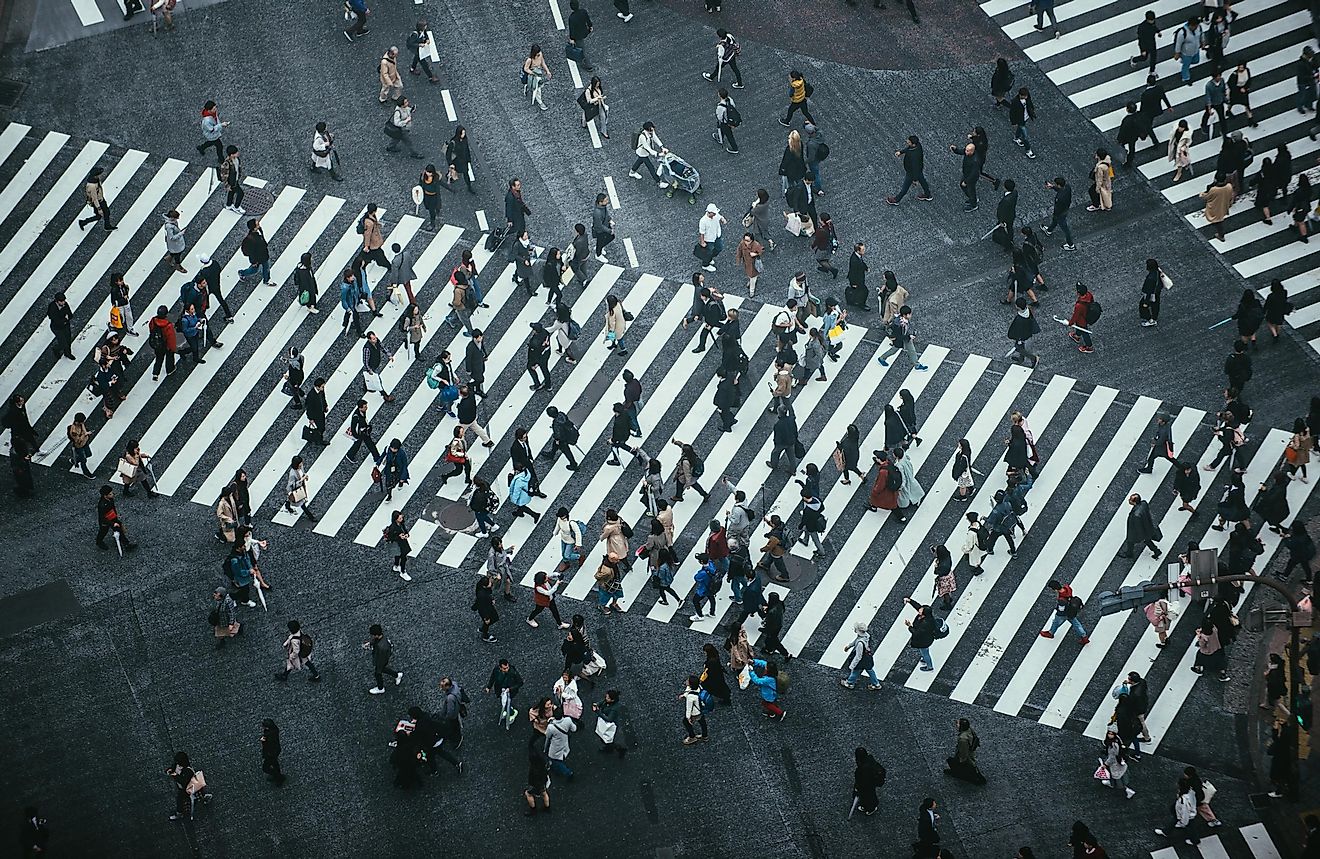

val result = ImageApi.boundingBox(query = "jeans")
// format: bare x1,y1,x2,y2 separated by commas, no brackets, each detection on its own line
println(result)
879,339,920,367
238,259,271,282
1048,613,1088,638
1299,82,1317,112
809,161,824,194
784,100,816,125
561,541,580,565
729,574,744,602
627,404,641,435
1014,123,1032,150
847,666,880,685
1180,50,1200,83
549,759,573,778
475,510,496,533
893,172,930,201
630,155,660,181
916,647,933,670
1048,212,1074,245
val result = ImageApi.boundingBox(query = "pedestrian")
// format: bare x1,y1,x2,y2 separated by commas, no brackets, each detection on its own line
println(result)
384,97,422,158
566,0,595,69
1040,579,1089,643
256,719,286,786
525,322,553,392
780,69,815,127
1172,16,1205,85
219,146,245,213
1130,10,1162,72
579,76,609,138
209,585,241,648
77,167,116,232
1154,776,1205,844
1171,460,1200,515
734,232,764,294
591,192,614,263
347,399,381,465
1033,0,1059,35
406,20,440,83
628,121,666,184
746,658,786,720
702,28,744,87
343,0,368,40
377,46,403,103
944,717,985,784
1041,175,1078,250
310,121,343,181
915,798,941,857
444,126,475,194
1087,149,1114,212
473,574,500,642
96,484,136,552
840,622,881,689
887,135,933,204
1201,172,1234,242
1009,88,1038,159
160,209,187,273
695,203,727,273
528,569,571,628
1298,47,1317,112
195,101,228,163
485,658,524,729
681,675,709,743
1007,296,1041,368
1118,493,1162,559
876,305,929,370
363,623,402,694
1098,729,1135,798
522,44,552,111
904,598,940,672
592,689,628,757
1138,257,1168,328
1066,281,1098,353
1263,279,1294,340
46,291,75,360
546,406,580,470
236,218,275,285
469,477,501,537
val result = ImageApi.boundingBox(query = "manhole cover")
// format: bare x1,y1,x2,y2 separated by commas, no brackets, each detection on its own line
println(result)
0,80,27,110
239,186,276,217
426,501,475,533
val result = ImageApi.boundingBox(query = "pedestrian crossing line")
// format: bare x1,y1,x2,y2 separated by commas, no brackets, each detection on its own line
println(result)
4,160,196,441
603,176,620,210
508,276,700,584
441,90,458,123
240,215,421,512
869,371,1074,680
689,339,897,637
124,193,345,479
33,177,265,466
1161,128,1320,207
53,184,304,471
552,305,778,599
1079,11,1306,116
777,347,960,652
304,227,488,535
182,207,373,502
152,196,346,492
241,216,432,515
949,391,1155,704
1196,838,1232,859
907,376,1102,693
647,323,874,624
587,117,602,150
1090,32,1306,128
1023,0,1186,63
623,237,639,269
1045,427,1284,731
70,0,103,26
1149,847,1178,859
548,0,565,29
1130,435,1313,751
352,250,516,547
821,363,1035,669
0,123,32,171
0,132,69,241
0,139,109,288
1000,0,1123,40
432,264,627,508
1240,822,1284,859
0,148,144,381
568,58,584,90
1233,229,1320,281
999,404,1208,719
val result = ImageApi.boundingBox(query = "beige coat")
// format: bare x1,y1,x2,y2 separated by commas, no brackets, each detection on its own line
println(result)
216,495,237,542
883,284,909,324
601,520,629,557
450,280,469,311
657,508,674,544
961,523,986,568
84,180,105,207
362,214,384,251
1201,184,1233,223
770,367,792,398
379,55,401,89
606,304,628,339
1092,157,1113,210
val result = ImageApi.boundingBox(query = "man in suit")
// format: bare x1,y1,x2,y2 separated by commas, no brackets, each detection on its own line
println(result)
511,427,547,496
304,378,329,446
845,242,869,310
567,0,595,70
465,329,488,397
1139,74,1172,145
1116,102,1146,167
992,179,1017,251
915,798,941,857
47,292,75,359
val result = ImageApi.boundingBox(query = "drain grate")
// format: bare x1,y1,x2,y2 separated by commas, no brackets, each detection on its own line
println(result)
0,79,27,110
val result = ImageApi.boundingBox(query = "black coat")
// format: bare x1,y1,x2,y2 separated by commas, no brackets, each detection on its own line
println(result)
1007,310,1040,341
847,253,868,286
465,340,486,381
610,411,632,445
1009,94,1035,125
996,190,1018,228
1125,500,1161,543
304,388,327,423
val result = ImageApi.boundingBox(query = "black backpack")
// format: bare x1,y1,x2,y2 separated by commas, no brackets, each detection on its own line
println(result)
561,419,580,445
804,81,814,98
1011,495,1028,516
887,318,905,343
463,283,479,310
1067,595,1084,615
1085,300,1102,325
298,633,314,657
620,521,634,539
976,526,994,551
886,467,903,492
725,104,743,128
148,322,166,352
816,142,830,161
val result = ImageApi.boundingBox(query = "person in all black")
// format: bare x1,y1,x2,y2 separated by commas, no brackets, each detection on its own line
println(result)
566,0,595,71
511,427,547,496
347,399,382,463
1139,75,1172,145
166,752,208,820
260,719,285,785
445,126,475,194
47,292,75,359
1131,11,1161,73
993,179,1018,251
887,135,932,204
526,322,553,392
20,807,49,858
303,378,328,446
237,219,274,285
465,329,488,397
96,484,137,551
845,242,869,310
959,142,981,211
546,406,581,470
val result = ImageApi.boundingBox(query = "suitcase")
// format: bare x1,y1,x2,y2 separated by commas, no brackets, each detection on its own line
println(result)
483,226,508,252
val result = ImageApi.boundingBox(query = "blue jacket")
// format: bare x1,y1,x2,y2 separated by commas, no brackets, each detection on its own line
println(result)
227,554,253,588
985,498,1018,534
741,575,765,612
348,0,367,11
383,448,410,482
179,312,200,338
747,659,778,702
508,470,532,507
694,561,717,597
340,280,356,312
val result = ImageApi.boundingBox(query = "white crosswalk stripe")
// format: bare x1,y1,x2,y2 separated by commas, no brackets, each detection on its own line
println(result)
2,125,1315,782
981,0,1320,355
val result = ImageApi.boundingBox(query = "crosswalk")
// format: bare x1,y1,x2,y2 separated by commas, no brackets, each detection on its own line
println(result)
0,125,1315,831
981,0,1320,355
1150,822,1285,858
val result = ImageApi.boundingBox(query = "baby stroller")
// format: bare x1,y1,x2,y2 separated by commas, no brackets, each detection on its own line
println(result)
658,151,701,204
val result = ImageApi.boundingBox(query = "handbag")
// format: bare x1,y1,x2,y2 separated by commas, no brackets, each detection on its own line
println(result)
828,324,844,339
289,485,309,505
384,121,403,140
832,447,846,472
559,265,574,286
785,214,802,236
754,257,764,274
186,770,207,795
594,718,617,744
117,457,138,481
362,370,383,393
741,210,753,228
1092,760,1111,781
1159,269,1174,291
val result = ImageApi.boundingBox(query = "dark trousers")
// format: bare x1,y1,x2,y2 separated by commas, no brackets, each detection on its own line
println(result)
761,628,791,658
359,247,391,270
262,756,283,780
197,138,224,163
962,180,977,207
343,308,365,336
374,667,400,688
226,182,244,209
712,58,743,86
1141,443,1173,471
684,715,709,738
719,407,736,431
79,201,113,230
630,155,660,181
51,326,73,357
784,101,815,125
349,433,382,463
987,530,1017,553
528,600,564,624
717,121,739,151
528,358,551,389
152,348,176,376
894,172,931,201
1122,537,1159,557
345,9,367,36
410,51,436,79
594,232,615,255
554,439,579,468
209,289,234,319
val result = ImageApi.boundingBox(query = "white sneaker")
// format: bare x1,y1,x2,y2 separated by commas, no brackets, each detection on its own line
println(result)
527,619,539,627
622,12,633,20
399,571,413,581
657,181,668,188
395,672,404,685
308,307,320,314
368,686,385,695
702,264,716,272
594,254,608,263
1124,787,1136,799
628,171,642,179
689,614,705,622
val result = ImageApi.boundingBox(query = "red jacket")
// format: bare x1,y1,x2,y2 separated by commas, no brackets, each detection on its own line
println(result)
1069,291,1094,328
706,530,730,561
148,316,177,352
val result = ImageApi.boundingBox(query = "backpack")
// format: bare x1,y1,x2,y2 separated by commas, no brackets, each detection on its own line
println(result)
148,322,166,352
1011,495,1028,516
561,419,580,445
567,319,582,339
1085,300,1102,325
692,457,705,478
594,563,613,584
620,521,634,539
886,467,903,492
887,318,905,343
297,633,314,658
725,103,743,128
355,215,366,235
631,131,641,151
776,669,790,695
804,81,814,98
462,283,478,310
815,142,830,161
406,30,423,49
933,618,950,639
976,526,994,551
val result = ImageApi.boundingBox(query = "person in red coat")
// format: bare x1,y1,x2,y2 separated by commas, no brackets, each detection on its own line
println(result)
1068,282,1095,353
148,305,178,381
868,450,899,512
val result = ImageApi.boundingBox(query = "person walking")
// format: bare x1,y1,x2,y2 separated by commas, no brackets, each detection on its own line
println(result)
1009,88,1038,159
343,0,368,40
259,719,285,786
734,232,764,294
1041,176,1076,250
579,76,609,139
1118,493,1162,559
77,167,116,232
528,570,571,629
1139,257,1167,328
161,210,187,274
904,598,940,671
1138,413,1174,473
695,203,727,273
525,322,553,393
887,135,933,204
1087,149,1114,212
915,798,941,856
877,305,929,370
384,97,422,158
237,218,275,285
566,0,595,69
311,122,343,182
364,623,402,694
591,193,614,263
958,142,981,212
444,126,476,194
47,292,75,360
702,29,744,88
944,718,986,784
840,623,882,689
407,20,441,83
681,675,708,744
1040,579,1089,644
378,46,403,103
195,100,228,164
220,146,245,213
779,70,816,127
1200,173,1234,242
1007,296,1040,368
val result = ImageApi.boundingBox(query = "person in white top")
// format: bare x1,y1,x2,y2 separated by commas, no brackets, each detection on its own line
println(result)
696,204,727,272
629,121,666,184
311,122,343,181
386,97,423,158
